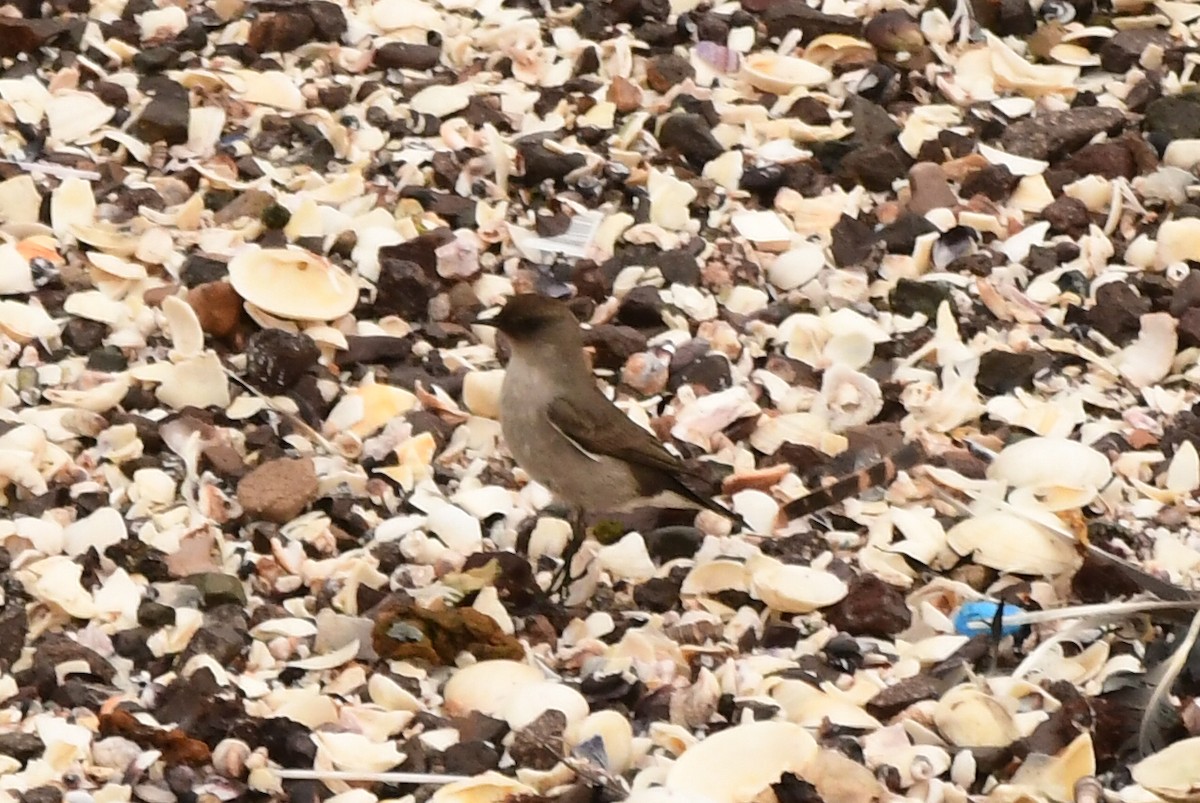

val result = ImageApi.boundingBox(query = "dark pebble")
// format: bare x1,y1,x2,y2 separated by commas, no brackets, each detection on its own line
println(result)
339,334,415,366
658,113,724,169
131,79,190,146
879,212,937,254
645,53,694,93
374,41,441,70
0,732,44,765
976,350,1042,395
137,600,177,628
840,143,910,192
441,741,501,775
248,11,314,53
616,285,666,329
62,318,109,354
1086,281,1148,345
960,164,1019,201
246,328,320,394
889,278,952,318
87,345,128,373
1041,195,1091,237
1101,29,1175,74
582,324,648,370
825,574,911,637
1061,141,1137,180
643,525,703,562
999,106,1126,160
633,576,682,612
374,259,439,319
831,214,880,267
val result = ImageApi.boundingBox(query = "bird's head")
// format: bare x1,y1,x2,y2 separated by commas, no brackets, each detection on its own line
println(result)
478,293,582,346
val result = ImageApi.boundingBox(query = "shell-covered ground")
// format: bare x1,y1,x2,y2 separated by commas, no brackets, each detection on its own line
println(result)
5,0,1200,801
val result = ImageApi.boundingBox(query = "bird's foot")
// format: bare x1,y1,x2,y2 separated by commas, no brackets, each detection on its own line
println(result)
546,509,588,601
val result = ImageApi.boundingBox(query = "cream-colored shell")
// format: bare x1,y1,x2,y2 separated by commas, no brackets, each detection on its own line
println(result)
228,246,358,322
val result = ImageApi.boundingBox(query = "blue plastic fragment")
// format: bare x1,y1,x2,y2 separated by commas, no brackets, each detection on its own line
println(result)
953,601,1025,637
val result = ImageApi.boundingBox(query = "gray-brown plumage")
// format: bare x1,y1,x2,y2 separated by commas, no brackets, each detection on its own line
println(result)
480,294,741,533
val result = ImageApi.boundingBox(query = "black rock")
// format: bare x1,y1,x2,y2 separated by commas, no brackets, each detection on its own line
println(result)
1087,281,1148,346
62,318,109,355
999,106,1126,160
339,334,415,366
246,328,321,393
840,143,910,192
0,732,43,765
131,78,190,145
516,135,587,187
831,214,880,266
374,42,441,70
616,285,666,329
374,258,438,319
879,212,937,254
658,113,724,168
306,0,347,40
976,350,1042,395
889,278,952,318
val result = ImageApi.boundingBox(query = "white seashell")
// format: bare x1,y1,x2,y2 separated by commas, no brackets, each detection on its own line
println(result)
741,52,832,93
410,82,474,117
1114,312,1176,389
1163,139,1200,170
1167,440,1200,494
732,489,779,535
430,771,536,803
568,710,634,773
899,105,962,158
462,369,505,419
749,558,848,613
1132,736,1200,798
228,246,358,321
324,377,417,438
443,660,543,718
771,680,881,729
422,499,482,554
1010,174,1055,212
151,354,232,410
504,679,590,729
702,150,743,192
803,34,875,67
934,685,1020,747
50,176,97,240
87,251,147,280
62,506,126,557
46,91,115,143
1156,218,1200,268
987,32,1080,97
665,720,818,802
597,532,656,581
1048,42,1101,66
767,243,825,291
731,211,793,251
648,169,698,231
978,142,1048,177
231,70,304,111
988,436,1112,496
0,241,34,295
1008,732,1096,801
946,512,1080,576
681,560,750,595
139,5,187,38
0,299,59,341
0,175,42,225
312,731,405,773
43,373,132,414
161,295,206,359
368,673,422,712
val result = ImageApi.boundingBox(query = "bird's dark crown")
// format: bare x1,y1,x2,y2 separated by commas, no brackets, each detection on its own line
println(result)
490,294,577,338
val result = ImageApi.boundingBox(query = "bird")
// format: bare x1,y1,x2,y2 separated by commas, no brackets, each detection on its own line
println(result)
476,293,742,589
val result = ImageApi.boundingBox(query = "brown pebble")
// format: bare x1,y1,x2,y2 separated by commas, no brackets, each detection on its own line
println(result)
187,281,242,338
236,456,319,524
620,351,669,396
906,162,958,215
607,76,642,114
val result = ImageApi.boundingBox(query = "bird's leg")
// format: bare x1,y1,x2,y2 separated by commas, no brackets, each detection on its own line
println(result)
548,508,587,598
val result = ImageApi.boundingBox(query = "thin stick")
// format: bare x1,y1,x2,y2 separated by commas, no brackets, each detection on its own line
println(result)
272,769,471,785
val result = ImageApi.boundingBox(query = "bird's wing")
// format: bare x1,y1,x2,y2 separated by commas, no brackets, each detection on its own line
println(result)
546,395,688,476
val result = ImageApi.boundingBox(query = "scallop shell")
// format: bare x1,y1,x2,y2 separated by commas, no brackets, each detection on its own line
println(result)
665,720,818,802
430,772,536,803
933,685,1020,748
741,52,832,93
803,34,875,67
946,512,1080,576
987,436,1112,509
749,559,848,613
0,241,34,295
227,246,358,322
442,660,543,719
1132,737,1200,798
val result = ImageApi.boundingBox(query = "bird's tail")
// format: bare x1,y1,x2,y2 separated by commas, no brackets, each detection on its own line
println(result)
670,476,747,530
